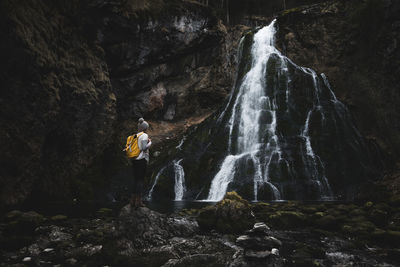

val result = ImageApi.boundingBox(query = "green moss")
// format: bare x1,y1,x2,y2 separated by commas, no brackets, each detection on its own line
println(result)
268,211,307,229
368,208,388,227
293,243,325,259
389,195,400,207
4,210,22,221
349,208,366,217
97,208,114,217
51,215,68,221
364,201,374,209
223,191,247,203
315,215,343,230
197,191,254,234
281,7,302,16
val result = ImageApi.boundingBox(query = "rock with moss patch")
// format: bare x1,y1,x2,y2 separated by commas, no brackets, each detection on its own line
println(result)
96,208,113,217
4,211,46,235
268,211,307,229
197,191,254,234
51,215,68,222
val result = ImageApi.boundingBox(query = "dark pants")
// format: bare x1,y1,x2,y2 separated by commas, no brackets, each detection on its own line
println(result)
132,158,147,196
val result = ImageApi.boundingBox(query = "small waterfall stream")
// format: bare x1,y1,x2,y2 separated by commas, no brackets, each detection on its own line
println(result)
173,159,186,200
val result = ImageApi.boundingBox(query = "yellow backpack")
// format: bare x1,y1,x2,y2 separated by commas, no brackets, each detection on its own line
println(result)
124,132,144,158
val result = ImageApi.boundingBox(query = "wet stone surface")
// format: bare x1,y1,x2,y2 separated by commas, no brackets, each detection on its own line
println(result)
1,199,400,266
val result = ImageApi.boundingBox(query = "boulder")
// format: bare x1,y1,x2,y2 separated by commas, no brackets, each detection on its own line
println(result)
268,211,307,229
119,205,198,247
197,192,255,234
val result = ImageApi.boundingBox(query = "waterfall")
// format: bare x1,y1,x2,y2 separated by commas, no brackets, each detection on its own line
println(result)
173,159,186,200
147,166,167,200
207,21,282,201
207,19,335,201
151,18,380,201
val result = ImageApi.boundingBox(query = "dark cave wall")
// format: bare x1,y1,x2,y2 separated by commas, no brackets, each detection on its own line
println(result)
0,0,244,205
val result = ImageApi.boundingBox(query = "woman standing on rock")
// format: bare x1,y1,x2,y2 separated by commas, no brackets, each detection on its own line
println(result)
127,118,152,207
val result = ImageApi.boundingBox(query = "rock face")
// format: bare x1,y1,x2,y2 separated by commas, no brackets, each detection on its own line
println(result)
0,0,244,205
276,0,400,163
150,16,383,201
0,0,117,205
1,0,399,205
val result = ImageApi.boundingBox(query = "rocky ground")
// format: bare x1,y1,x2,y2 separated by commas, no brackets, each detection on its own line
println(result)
1,192,399,266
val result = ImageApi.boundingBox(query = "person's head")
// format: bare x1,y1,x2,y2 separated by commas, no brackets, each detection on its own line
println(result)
138,118,149,132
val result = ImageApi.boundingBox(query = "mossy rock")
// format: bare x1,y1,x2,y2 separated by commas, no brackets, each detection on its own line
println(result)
223,191,248,203
51,215,68,222
300,206,320,214
336,204,353,212
97,208,113,217
4,210,22,222
293,243,325,259
384,231,400,246
0,235,34,251
268,211,308,229
349,208,366,217
76,230,105,244
310,212,325,221
251,202,271,213
179,208,200,217
315,215,343,230
374,203,392,213
341,220,375,236
325,208,343,217
4,211,46,235
197,191,254,234
389,195,400,207
364,201,374,209
368,208,389,227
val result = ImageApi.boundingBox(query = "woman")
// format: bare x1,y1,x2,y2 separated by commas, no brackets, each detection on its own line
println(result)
131,118,152,207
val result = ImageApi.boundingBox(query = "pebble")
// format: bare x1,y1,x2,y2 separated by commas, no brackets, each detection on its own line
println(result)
43,248,54,252
271,248,279,256
22,257,32,262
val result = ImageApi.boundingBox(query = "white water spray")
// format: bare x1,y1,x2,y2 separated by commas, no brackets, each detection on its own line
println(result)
173,159,186,200
207,21,283,201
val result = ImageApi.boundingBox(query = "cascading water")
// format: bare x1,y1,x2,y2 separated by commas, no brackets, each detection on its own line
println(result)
173,159,186,200
149,19,381,201
147,166,167,200
207,20,332,201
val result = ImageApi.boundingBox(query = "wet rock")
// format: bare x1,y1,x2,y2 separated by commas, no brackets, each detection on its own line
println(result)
71,244,103,258
4,211,45,235
65,258,78,266
4,210,23,221
119,205,198,247
271,248,279,256
315,215,343,230
244,249,272,259
293,243,325,260
389,195,400,207
368,208,389,227
163,253,228,266
22,257,31,262
96,208,113,217
50,215,68,222
236,235,282,250
245,222,271,235
268,211,307,229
